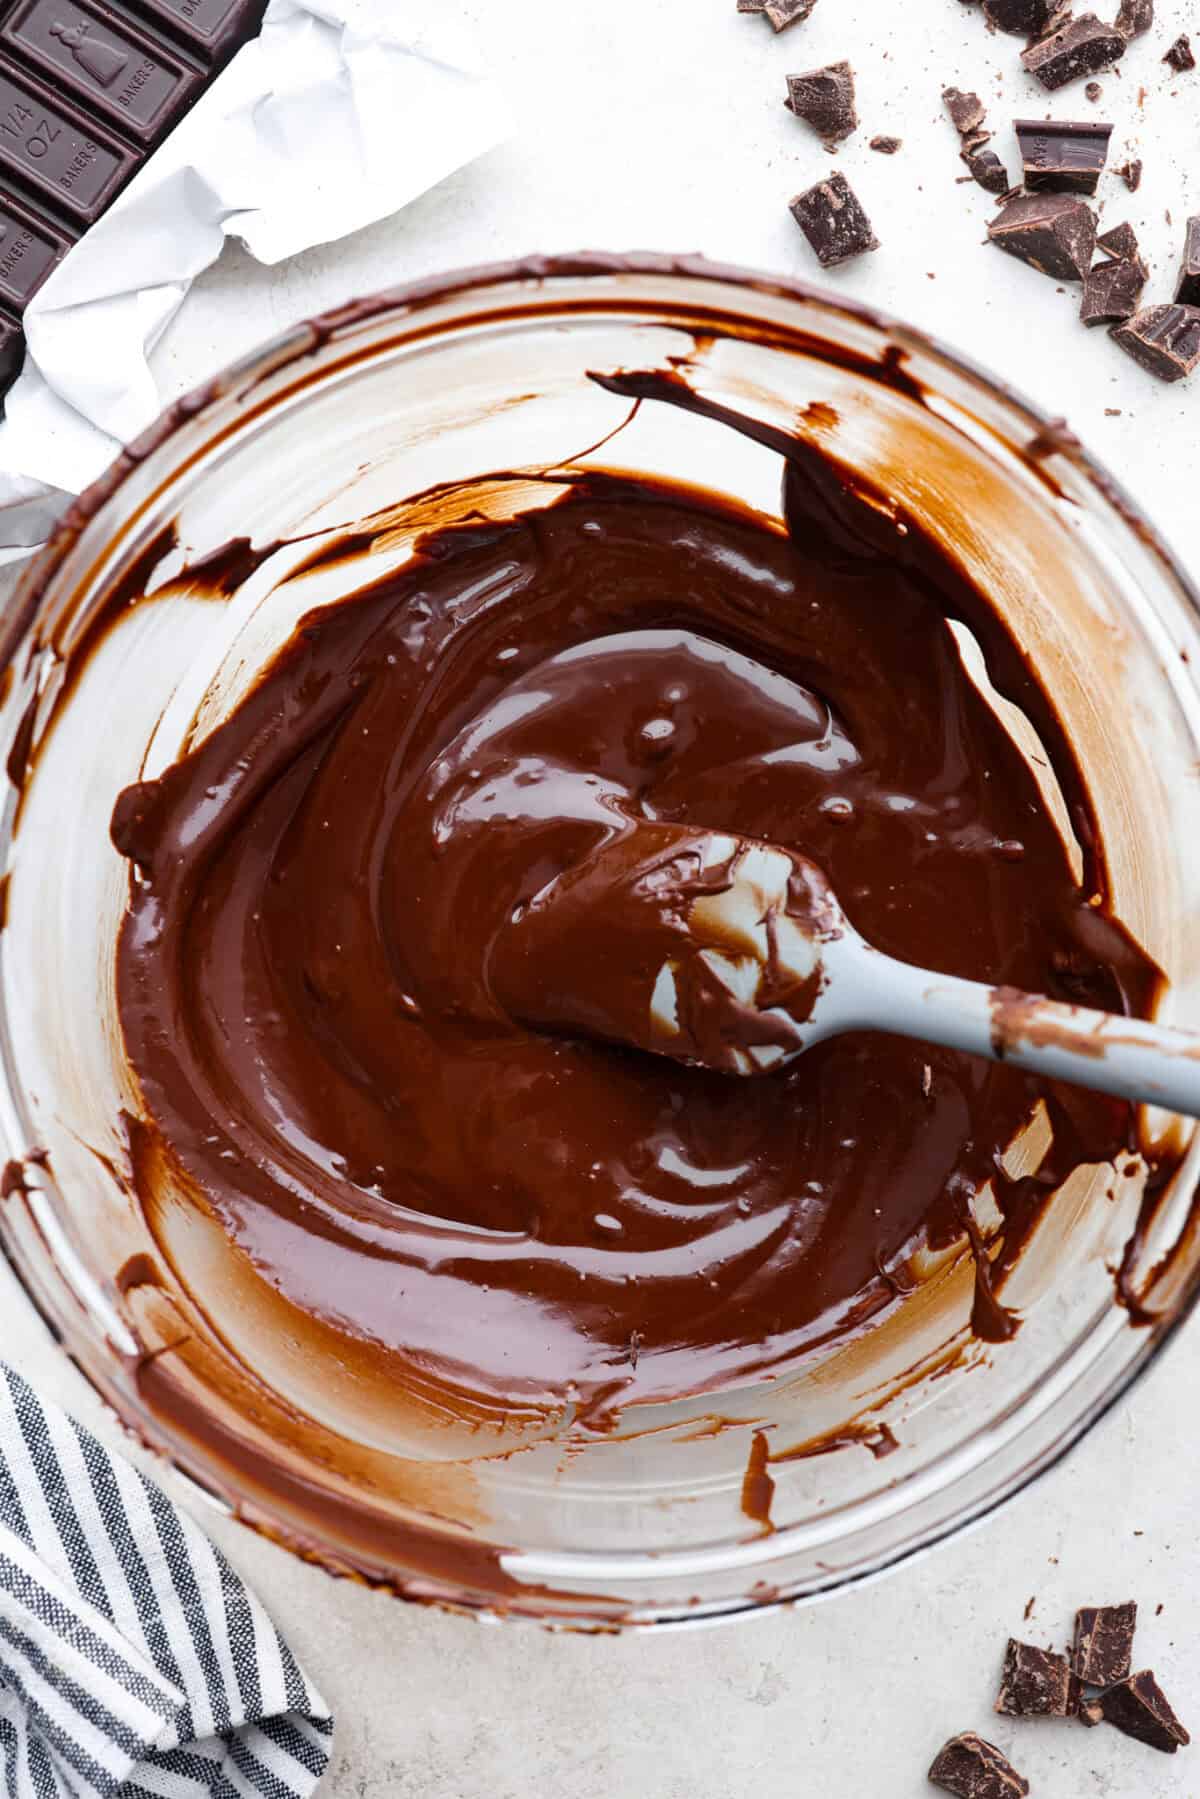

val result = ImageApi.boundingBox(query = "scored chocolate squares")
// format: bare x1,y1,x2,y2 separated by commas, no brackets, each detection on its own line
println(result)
790,171,878,266
929,1734,1029,1799
1072,1602,1137,1687
988,192,1096,281
995,1639,1078,1717
1021,13,1126,89
1097,1671,1191,1753
785,61,858,146
1015,118,1112,194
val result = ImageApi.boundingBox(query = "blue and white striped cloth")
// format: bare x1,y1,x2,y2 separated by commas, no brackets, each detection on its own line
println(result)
0,1362,332,1798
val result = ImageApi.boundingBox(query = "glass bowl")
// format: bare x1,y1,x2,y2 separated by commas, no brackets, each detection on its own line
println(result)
2,255,1199,1628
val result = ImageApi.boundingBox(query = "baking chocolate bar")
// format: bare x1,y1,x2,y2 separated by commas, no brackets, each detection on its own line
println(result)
0,185,72,311
125,0,267,64
1,0,204,149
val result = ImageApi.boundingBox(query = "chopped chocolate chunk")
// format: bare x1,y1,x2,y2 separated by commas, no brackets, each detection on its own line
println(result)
1085,79,1103,99
765,0,818,28
1117,157,1143,190
943,85,988,136
1021,14,1126,89
1082,253,1147,323
1098,220,1143,262
982,0,1062,33
1115,0,1153,35
790,170,879,266
1112,303,1200,381
1072,1602,1138,1686
1016,118,1113,192
1176,216,1200,305
964,147,1012,192
995,1639,1077,1716
1098,1671,1191,1752
1164,33,1195,71
928,1734,1029,1799
1080,1696,1105,1726
786,61,858,145
989,192,1097,280
870,134,902,153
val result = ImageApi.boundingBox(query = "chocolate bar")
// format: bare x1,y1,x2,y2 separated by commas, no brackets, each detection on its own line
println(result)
125,0,266,64
0,53,138,224
0,186,72,311
1,0,204,149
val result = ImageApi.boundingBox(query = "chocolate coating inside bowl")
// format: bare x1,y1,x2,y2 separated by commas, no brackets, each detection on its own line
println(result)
108,383,1162,1418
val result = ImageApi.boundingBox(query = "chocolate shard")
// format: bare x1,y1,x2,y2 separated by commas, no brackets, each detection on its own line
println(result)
1115,0,1153,35
1117,157,1143,191
0,53,137,225
988,192,1097,280
1081,253,1147,324
943,85,988,136
1111,303,1200,381
963,146,1011,193
928,1734,1030,1799
1097,220,1143,263
785,61,858,145
1016,118,1112,192
982,0,1063,33
995,1639,1077,1716
1164,33,1195,71
1176,216,1200,305
1097,1670,1191,1752
0,188,73,314
1072,1602,1138,1686
869,134,902,153
1021,14,1127,89
0,0,204,148
789,170,878,266
765,0,818,27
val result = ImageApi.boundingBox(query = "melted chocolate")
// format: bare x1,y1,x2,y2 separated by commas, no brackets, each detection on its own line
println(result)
109,411,1162,1417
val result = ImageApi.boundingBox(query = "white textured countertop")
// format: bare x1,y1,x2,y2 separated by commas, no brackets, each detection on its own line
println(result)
5,1,1200,1794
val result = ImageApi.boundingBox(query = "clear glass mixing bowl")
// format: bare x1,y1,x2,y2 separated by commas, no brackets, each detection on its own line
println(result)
1,256,1199,1627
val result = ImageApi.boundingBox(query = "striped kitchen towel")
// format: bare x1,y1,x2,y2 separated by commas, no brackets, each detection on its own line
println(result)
0,1360,333,1798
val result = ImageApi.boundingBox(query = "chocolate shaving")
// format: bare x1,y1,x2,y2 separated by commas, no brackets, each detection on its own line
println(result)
1072,1602,1137,1685
988,191,1097,280
943,85,988,136
790,170,879,266
928,1735,1029,1798
870,134,902,153
785,61,858,145
1098,1671,1191,1752
1111,303,1200,381
1176,216,1200,306
1021,14,1127,89
995,1639,1078,1717
1016,118,1113,193
1164,33,1195,71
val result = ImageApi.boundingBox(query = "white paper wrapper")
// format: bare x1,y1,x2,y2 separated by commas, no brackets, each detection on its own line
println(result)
0,0,510,551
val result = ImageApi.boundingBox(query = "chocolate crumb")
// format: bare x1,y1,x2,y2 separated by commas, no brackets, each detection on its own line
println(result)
870,134,903,153
1114,0,1153,35
995,1639,1078,1717
1116,157,1143,190
1085,79,1103,99
1023,1595,1035,1620
1073,1602,1137,1686
1080,1696,1105,1726
790,170,879,266
1098,1671,1191,1753
1176,217,1200,304
929,1734,1029,1798
1111,303,1200,381
1164,34,1195,71
1021,14,1126,89
989,191,1097,280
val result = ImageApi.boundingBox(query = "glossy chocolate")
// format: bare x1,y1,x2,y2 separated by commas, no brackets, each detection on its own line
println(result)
0,186,71,310
0,52,137,223
107,365,1163,1416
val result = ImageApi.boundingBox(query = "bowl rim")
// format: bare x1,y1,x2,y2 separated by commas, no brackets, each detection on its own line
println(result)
4,250,1200,1628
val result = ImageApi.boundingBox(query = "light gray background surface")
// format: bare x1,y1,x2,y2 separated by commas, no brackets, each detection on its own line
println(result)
5,2,1200,1793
